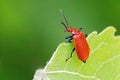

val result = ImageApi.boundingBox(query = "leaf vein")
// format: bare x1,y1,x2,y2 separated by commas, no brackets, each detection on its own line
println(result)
47,70,100,80
94,55,120,76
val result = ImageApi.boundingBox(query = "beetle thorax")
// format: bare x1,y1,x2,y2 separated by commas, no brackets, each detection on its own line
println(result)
67,27,80,35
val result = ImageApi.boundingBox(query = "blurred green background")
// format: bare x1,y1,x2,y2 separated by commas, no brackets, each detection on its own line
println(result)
0,0,120,80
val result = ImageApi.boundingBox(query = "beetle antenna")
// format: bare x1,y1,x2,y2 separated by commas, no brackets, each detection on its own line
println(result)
61,22,68,30
60,9,69,28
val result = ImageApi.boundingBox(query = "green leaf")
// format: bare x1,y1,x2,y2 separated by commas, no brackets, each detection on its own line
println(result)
33,26,120,80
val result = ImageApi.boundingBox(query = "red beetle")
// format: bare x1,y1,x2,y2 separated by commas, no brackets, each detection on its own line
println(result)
60,11,90,63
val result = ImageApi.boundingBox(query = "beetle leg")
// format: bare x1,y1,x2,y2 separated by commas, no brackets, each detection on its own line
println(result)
66,37,73,43
85,34,88,38
65,35,72,39
65,34,74,43
66,48,75,62
79,27,82,31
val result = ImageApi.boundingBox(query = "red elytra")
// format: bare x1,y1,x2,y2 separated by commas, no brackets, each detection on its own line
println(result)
60,11,90,63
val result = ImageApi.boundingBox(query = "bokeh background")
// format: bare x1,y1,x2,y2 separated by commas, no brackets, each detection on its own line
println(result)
0,0,120,80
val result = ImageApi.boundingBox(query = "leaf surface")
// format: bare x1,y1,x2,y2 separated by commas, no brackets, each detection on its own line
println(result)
33,27,120,80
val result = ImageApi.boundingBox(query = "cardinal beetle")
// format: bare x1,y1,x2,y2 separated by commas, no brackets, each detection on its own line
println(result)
60,10,90,63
